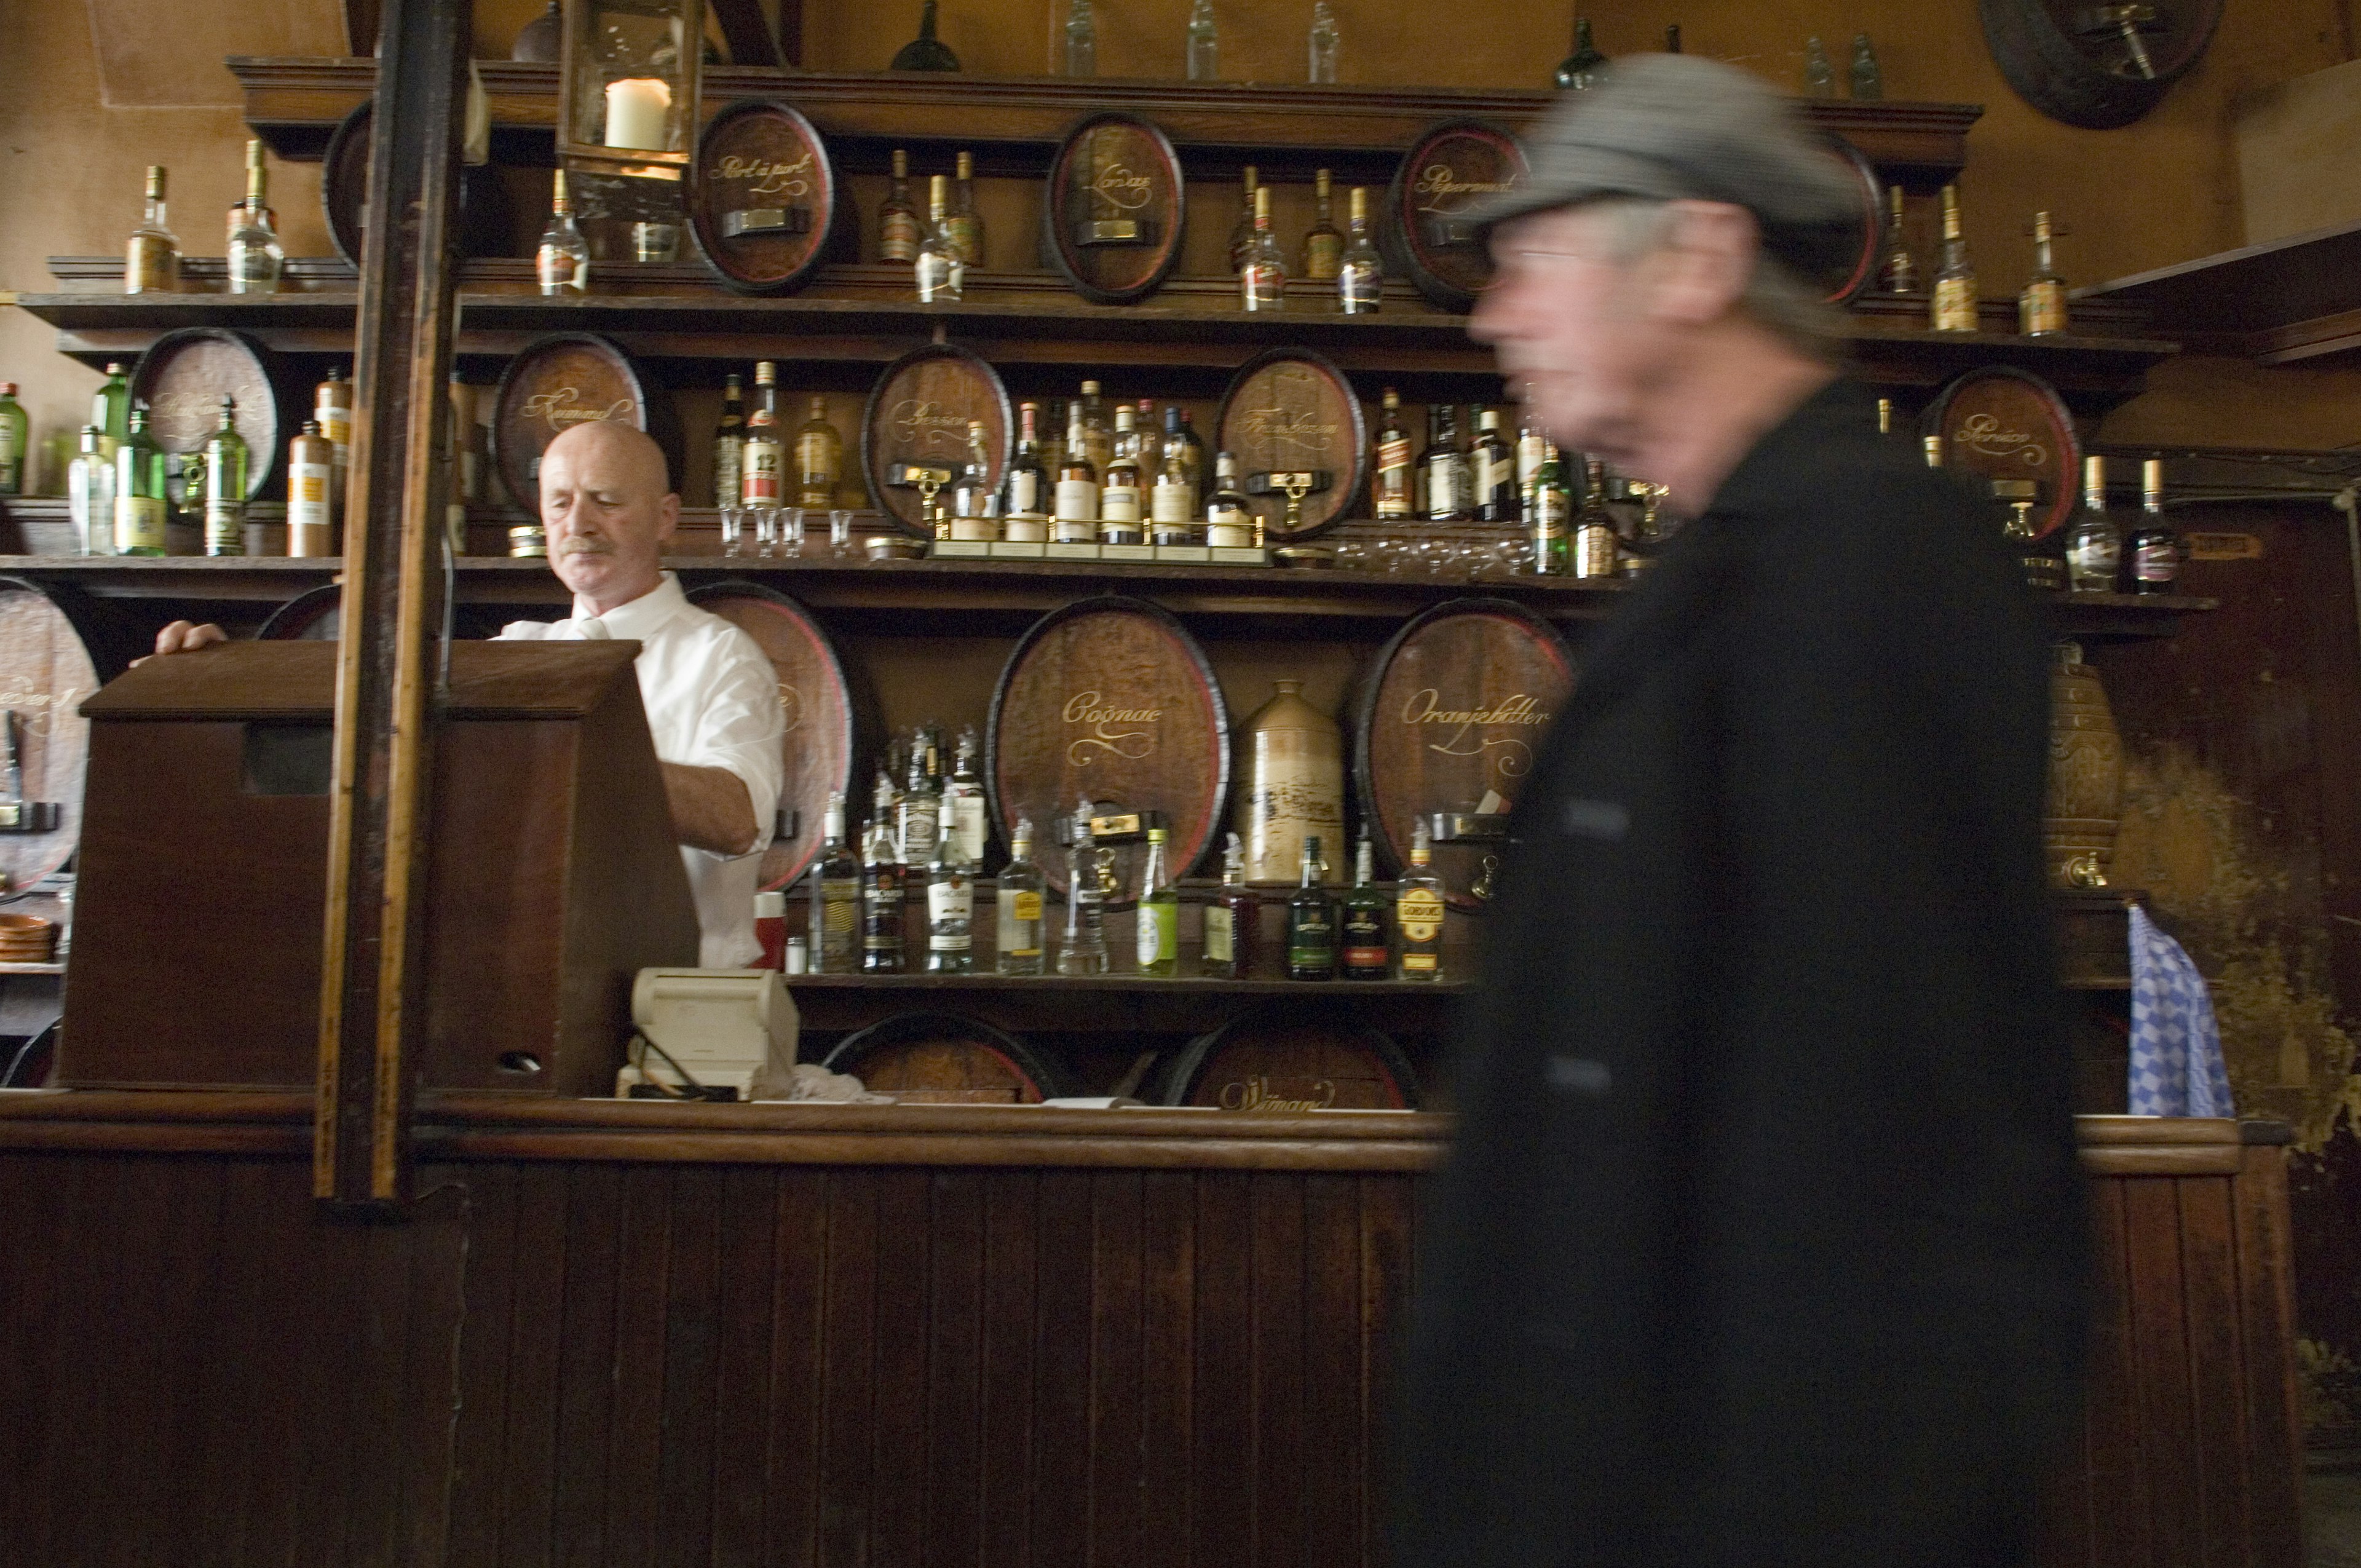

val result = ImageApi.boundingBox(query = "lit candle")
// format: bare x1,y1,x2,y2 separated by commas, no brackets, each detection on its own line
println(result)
603,77,673,152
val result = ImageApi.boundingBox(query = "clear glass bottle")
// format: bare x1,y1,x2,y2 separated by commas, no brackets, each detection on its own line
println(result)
1419,403,1469,521
125,167,179,296
0,384,23,497
742,360,783,510
1006,402,1049,520
811,791,861,974
226,140,284,296
1201,832,1254,979
1058,796,1109,976
2130,459,2182,596
1228,165,1260,277
1286,834,1336,981
1187,0,1219,80
2020,210,2068,337
1374,389,1413,520
1930,184,1978,333
713,373,745,512
1206,451,1254,549
1152,404,1201,524
946,727,988,865
1573,457,1618,578
1848,33,1882,100
794,395,842,509
953,419,998,525
1242,186,1286,312
1099,406,1142,536
1065,0,1097,76
1395,819,1445,980
287,418,334,558
1056,400,1101,530
916,173,965,303
860,780,907,975
946,151,984,267
1300,168,1343,281
997,818,1047,975
1308,1,1339,81
1803,36,1837,98
1338,187,1383,314
1135,826,1179,976
69,426,115,556
1340,836,1390,981
114,404,169,558
536,170,590,296
925,795,976,973
898,743,941,868
2065,455,2122,594
879,149,923,263
1471,408,1516,523
1877,185,1915,294
1556,15,1607,91
201,397,248,557
1528,441,1570,575
890,0,962,70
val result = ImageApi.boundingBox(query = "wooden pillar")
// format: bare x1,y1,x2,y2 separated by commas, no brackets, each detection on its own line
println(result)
315,0,470,1212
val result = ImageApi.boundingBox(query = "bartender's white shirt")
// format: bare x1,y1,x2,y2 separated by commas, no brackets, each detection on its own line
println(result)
499,572,783,968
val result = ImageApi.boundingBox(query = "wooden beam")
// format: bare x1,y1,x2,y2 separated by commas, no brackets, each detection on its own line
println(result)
712,0,783,68
315,0,469,1212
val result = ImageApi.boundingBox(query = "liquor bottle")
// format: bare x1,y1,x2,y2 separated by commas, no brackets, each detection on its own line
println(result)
1556,15,1607,90
114,405,169,557
201,398,248,557
1309,1,1340,81
1206,452,1254,549
125,167,179,295
1099,406,1143,535
1005,402,1049,519
1803,36,1837,98
916,174,965,303
1664,22,1682,50
1877,186,1915,294
226,141,284,296
91,363,130,464
1227,166,1260,276
1058,796,1109,976
1514,404,1548,507
1396,819,1445,980
794,395,842,509
946,151,984,266
890,0,961,69
1419,403,1469,521
879,150,923,263
1528,441,1570,575
1201,832,1254,979
812,791,861,973
1302,169,1343,281
1573,457,1618,578
899,743,942,867
713,373,745,510
742,361,783,510
1039,397,1068,485
860,785,907,975
952,419,998,524
1176,410,1206,504
287,419,334,558
1849,33,1882,100
2064,456,2122,594
1471,408,1517,523
1930,184,1977,333
1056,400,1101,529
1065,0,1097,75
1075,381,1113,474
1187,0,1219,80
315,366,352,521
997,817,1048,975
1150,421,1192,534
946,728,989,867
2130,459,2181,596
1338,187,1383,314
1374,389,1413,520
1241,186,1286,312
1340,837,1390,981
1136,826,1179,976
2020,210,2068,337
925,796,976,974
0,385,22,496
536,170,590,295
1238,679,1344,884
1286,836,1336,981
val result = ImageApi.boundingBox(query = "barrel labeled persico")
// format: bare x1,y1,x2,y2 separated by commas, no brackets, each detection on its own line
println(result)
861,344,1012,534
1922,365,2081,538
1155,1009,1419,1111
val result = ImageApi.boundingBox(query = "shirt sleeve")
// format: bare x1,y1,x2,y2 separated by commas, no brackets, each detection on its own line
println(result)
673,624,786,860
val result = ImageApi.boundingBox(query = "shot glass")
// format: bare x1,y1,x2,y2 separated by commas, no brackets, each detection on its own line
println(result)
783,507,807,557
719,504,745,557
829,509,855,557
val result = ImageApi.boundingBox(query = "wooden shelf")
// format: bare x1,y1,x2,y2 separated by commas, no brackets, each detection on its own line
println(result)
787,971,1468,996
2078,217,2361,368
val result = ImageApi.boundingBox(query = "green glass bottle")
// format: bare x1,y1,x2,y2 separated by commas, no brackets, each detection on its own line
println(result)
114,404,169,557
1555,15,1607,90
90,362,130,463
1136,826,1179,976
202,397,248,556
1287,834,1336,981
0,383,25,496
1339,836,1391,981
889,0,960,69
1527,441,1570,575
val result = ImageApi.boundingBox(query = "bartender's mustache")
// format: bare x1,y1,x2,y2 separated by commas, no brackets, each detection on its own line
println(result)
554,536,614,557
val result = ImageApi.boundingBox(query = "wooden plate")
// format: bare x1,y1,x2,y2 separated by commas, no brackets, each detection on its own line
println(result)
1819,135,1884,306
1921,365,2082,538
257,584,344,641
1042,111,1186,306
860,343,1011,534
821,1012,1080,1104
985,595,1230,906
129,328,291,501
1384,119,1527,312
1212,349,1368,542
684,581,860,892
1155,1008,1418,1111
1353,596,1575,910
490,333,660,512
0,577,138,893
689,99,837,296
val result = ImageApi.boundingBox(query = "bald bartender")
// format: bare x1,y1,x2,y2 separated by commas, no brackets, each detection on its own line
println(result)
154,422,785,968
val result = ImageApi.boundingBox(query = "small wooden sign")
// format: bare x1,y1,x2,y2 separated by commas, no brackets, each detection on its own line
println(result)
684,581,861,892
1384,119,1527,312
821,1012,1079,1104
129,328,291,500
1922,365,2083,538
1820,135,1884,306
986,595,1230,905
1043,112,1187,306
860,343,1012,534
1214,349,1367,542
1354,597,1575,910
690,100,837,296
1156,1010,1419,1111
491,333,658,512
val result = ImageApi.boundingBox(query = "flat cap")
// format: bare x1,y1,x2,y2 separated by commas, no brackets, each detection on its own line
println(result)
1465,53,1864,282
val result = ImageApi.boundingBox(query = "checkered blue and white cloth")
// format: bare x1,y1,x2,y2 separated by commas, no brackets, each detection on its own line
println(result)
2128,905,2233,1118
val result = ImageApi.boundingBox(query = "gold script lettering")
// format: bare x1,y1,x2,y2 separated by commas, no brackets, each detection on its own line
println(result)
715,150,813,200
890,397,970,457
1062,689,1160,766
1414,162,1513,214
1090,163,1155,211
1955,412,2048,469
522,387,636,434
1217,1075,1340,1113
1401,687,1549,780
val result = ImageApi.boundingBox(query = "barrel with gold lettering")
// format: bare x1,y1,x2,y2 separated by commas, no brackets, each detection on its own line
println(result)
129,328,296,502
1154,1008,1419,1111
1353,597,1573,911
1921,365,2082,539
1383,119,1527,312
1044,111,1186,306
860,344,1013,535
491,332,675,512
690,100,837,296
985,595,1230,906
821,1012,1080,1104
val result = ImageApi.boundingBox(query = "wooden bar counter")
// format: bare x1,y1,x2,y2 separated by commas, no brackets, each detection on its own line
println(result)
0,1091,2303,1566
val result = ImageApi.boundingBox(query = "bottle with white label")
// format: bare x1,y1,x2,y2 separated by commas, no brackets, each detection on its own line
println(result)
945,728,989,865
1054,400,1100,528
1096,404,1142,537
1205,451,1254,548
287,420,334,557
925,795,975,973
1395,819,1445,980
1058,795,1109,976
812,791,861,975
1149,405,1193,533
1005,402,1048,520
997,817,1046,975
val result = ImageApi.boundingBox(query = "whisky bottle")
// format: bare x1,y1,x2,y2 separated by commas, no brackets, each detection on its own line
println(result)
1150,412,1193,532
1065,0,1097,75
1006,402,1049,520
287,419,335,558
946,151,984,267
114,405,170,557
794,395,842,509
2064,456,2121,594
2020,210,2068,337
1395,820,1445,980
860,781,907,975
879,149,922,263
925,796,975,974
1514,403,1548,508
898,743,942,868
946,729,988,866
0,386,22,497
1556,15,1607,90
1471,408,1517,523
1058,796,1110,976
1228,166,1260,276
1286,836,1337,981
1039,397,1068,483
1176,410,1206,505
741,361,783,510
536,170,590,296
997,818,1048,975
226,141,284,296
1338,187,1383,314
916,174,965,303
1340,837,1390,981
1930,184,1977,333
713,373,745,511
1075,381,1113,474
890,0,961,70
1056,400,1101,531
1419,403,1469,521
125,166,179,296
1099,405,1143,535
2130,459,2181,596
1302,169,1343,282
1374,389,1413,520
1528,441,1570,574
1573,457,1618,578
812,791,861,973
1201,832,1255,979
1187,0,1219,80
1877,185,1915,294
1135,826,1179,976
1308,0,1340,82
1206,451,1253,549
1241,186,1286,312
201,398,248,557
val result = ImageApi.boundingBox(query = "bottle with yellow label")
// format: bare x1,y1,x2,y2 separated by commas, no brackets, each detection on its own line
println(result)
114,405,170,557
794,395,842,509
1396,818,1445,980
287,419,336,557
1929,184,1977,333
997,817,1046,975
2019,210,2068,337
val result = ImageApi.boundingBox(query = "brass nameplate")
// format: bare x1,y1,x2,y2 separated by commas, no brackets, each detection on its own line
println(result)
1247,470,1331,495
2186,532,2261,561
722,206,812,239
1075,218,1151,247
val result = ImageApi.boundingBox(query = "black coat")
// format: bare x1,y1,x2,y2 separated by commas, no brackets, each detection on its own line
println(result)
1393,380,2089,1568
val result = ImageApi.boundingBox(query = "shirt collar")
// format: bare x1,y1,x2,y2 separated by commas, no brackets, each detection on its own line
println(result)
575,571,687,641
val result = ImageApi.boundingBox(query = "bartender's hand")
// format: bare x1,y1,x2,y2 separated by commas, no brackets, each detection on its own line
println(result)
661,762,762,857
142,620,231,660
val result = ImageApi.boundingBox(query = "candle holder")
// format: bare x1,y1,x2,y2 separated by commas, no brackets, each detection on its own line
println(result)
558,0,704,183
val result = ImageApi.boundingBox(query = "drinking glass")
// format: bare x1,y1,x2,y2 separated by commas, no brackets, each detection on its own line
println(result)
754,504,779,557
719,504,745,557
783,507,807,556
829,509,855,557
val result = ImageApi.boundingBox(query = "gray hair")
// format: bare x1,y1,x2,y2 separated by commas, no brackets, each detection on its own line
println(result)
1579,196,1848,364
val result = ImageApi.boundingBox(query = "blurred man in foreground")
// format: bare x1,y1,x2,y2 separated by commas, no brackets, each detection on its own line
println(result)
1393,55,2087,1568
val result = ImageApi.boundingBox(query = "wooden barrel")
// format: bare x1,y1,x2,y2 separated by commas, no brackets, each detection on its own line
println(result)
1154,1007,1419,1111
1818,135,1884,306
1043,111,1186,306
860,344,1011,534
0,577,140,893
1922,365,2082,538
129,328,295,501
256,584,343,641
684,581,861,892
690,99,838,296
320,97,510,268
491,333,670,512
1383,119,1527,312
1213,349,1367,542
1979,0,2225,130
1353,596,1574,909
986,595,1230,904
821,1012,1080,1104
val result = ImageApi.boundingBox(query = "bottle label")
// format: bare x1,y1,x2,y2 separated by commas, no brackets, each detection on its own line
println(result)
1574,523,1619,578
795,434,837,501
880,208,922,263
536,248,588,293
927,878,974,935
2020,281,2068,336
2134,540,2178,583
126,237,175,293
899,808,938,863
1204,905,1235,964
820,878,860,943
1931,277,1978,332
116,494,167,552
1516,434,1547,488
1340,268,1381,312
289,461,333,531
1288,908,1334,971
1398,887,1445,943
714,437,742,505
1150,478,1193,524
1303,232,1343,280
952,794,989,864
1241,263,1286,309
944,216,981,265
1426,457,1468,518
742,438,783,505
1375,437,1412,517
997,898,1042,960
916,253,962,302
2070,537,2122,574
1400,951,1438,975
1008,889,1043,923
318,408,350,449
1099,483,1141,523
204,502,243,552
1006,469,1042,515
1054,477,1100,521
1137,903,1176,968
